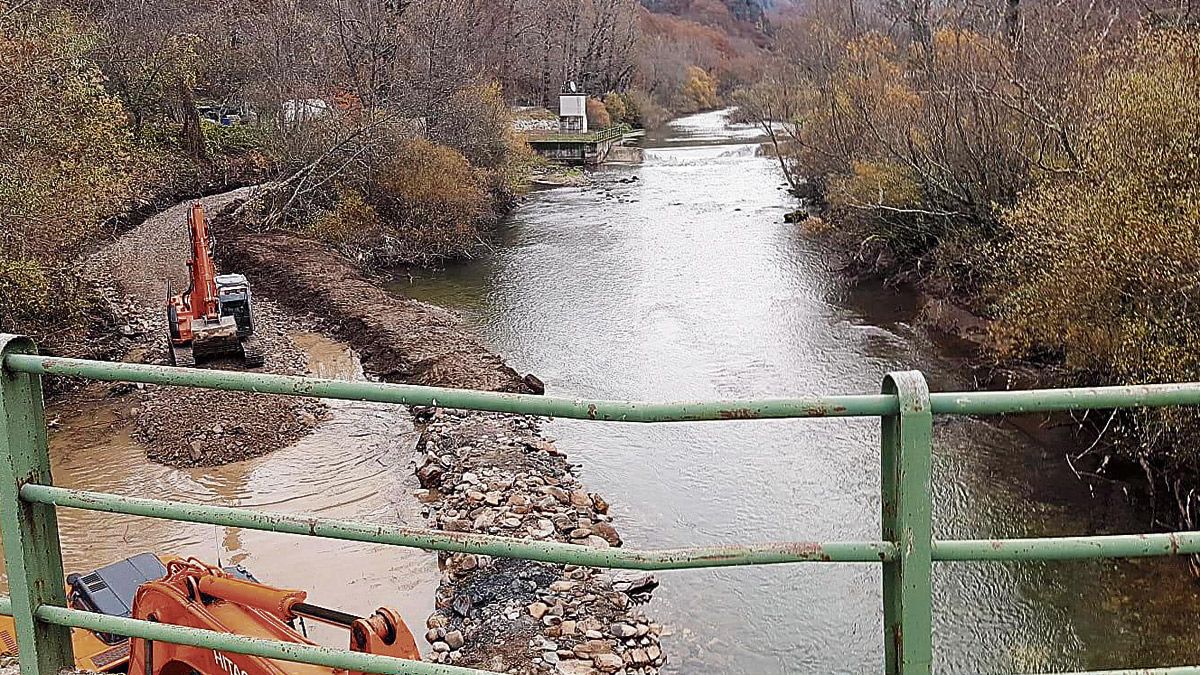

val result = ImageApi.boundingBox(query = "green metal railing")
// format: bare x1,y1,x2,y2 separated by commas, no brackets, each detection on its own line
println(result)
2,332,1200,674
525,123,633,144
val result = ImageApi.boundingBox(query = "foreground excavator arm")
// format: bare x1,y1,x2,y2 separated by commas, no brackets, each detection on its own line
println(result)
127,558,419,675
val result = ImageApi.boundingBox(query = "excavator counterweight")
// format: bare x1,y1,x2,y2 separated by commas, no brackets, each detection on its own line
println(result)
168,202,264,368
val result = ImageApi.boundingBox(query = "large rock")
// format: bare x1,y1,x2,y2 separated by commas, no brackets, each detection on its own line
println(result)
593,653,624,672
590,521,621,546
556,659,597,675
609,623,637,638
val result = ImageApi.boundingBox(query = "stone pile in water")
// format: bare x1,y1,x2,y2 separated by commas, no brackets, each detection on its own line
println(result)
415,412,666,674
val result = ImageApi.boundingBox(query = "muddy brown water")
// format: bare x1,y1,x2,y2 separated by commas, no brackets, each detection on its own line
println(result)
394,110,1200,673
0,333,439,652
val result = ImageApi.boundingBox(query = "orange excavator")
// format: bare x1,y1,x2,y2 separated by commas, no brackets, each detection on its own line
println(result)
0,554,419,674
167,202,264,368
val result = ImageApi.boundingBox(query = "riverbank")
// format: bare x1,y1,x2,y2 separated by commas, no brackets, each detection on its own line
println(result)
417,413,665,672
217,228,535,393
821,232,1176,514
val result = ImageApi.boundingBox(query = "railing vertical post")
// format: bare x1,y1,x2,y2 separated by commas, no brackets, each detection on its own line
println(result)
0,335,73,674
881,371,933,675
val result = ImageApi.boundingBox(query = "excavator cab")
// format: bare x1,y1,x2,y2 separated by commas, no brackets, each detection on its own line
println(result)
66,554,260,645
68,553,168,644
215,274,254,337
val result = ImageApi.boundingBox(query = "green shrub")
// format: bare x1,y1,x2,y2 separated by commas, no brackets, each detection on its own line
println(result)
0,258,99,353
203,123,273,157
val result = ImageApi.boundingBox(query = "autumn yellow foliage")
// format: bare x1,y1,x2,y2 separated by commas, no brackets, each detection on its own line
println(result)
993,31,1200,460
0,7,139,348
831,161,922,212
313,139,489,264
682,66,721,110
310,186,383,249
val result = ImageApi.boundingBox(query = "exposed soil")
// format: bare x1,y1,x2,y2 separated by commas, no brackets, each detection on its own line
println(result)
217,227,539,393
84,189,327,467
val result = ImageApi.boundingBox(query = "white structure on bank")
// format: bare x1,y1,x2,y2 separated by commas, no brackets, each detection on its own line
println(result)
559,81,587,134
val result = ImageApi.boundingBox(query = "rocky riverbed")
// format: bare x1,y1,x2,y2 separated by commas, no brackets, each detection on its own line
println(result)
415,412,666,674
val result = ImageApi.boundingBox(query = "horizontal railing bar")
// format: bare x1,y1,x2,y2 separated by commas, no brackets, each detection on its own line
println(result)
32,603,494,675
1036,662,1200,667
11,355,1200,421
4,353,898,421
934,531,1200,561
20,484,897,566
7,595,1190,667
928,383,1200,416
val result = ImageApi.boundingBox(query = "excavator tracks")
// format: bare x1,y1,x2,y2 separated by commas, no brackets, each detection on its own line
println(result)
169,338,263,369
240,334,266,368
169,343,196,368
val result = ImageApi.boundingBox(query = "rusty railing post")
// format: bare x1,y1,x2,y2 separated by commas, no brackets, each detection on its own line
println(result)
881,371,934,675
0,334,73,674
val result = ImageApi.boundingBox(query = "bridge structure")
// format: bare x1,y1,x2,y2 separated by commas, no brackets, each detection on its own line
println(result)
523,124,642,165
2,331,1200,674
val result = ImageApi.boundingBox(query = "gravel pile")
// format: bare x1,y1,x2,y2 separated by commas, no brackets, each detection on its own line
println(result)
130,300,328,466
415,412,666,674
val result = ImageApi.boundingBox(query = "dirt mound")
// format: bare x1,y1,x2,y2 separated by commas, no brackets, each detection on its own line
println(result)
217,228,536,393
131,300,328,466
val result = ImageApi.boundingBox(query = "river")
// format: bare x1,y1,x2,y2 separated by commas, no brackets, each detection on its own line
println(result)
396,109,1200,673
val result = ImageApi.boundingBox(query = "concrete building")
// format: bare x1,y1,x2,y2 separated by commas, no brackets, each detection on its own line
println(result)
559,82,588,134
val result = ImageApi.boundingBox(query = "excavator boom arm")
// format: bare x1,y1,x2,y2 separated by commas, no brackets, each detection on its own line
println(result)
123,559,419,675
186,202,221,319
